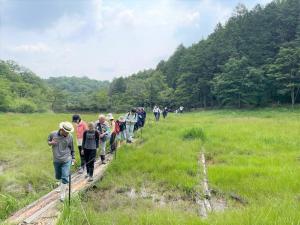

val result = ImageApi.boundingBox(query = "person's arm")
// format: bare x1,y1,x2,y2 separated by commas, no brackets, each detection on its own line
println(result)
83,122,88,131
133,114,138,123
47,133,56,146
82,131,87,149
95,131,99,148
69,135,75,161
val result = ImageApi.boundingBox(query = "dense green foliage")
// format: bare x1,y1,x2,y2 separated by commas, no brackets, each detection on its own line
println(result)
0,61,109,113
0,60,51,112
46,77,109,112
109,0,300,109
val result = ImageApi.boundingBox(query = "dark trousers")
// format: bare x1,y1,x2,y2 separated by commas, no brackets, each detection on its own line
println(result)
110,133,117,153
78,146,85,168
84,149,96,177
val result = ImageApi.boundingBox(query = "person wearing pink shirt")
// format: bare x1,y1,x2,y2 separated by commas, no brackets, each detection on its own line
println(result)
72,114,88,173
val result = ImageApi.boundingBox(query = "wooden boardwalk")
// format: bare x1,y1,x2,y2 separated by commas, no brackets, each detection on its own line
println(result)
7,154,114,225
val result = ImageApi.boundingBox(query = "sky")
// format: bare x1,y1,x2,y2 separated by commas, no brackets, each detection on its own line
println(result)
0,0,272,80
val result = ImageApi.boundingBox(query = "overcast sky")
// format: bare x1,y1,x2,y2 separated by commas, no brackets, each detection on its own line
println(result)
0,0,272,80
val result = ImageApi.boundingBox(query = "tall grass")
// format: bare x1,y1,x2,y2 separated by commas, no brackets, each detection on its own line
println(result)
58,108,300,224
0,113,99,221
1,108,300,224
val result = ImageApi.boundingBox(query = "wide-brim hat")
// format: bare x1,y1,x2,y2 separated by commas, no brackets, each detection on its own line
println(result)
59,121,74,133
119,116,125,122
107,114,114,120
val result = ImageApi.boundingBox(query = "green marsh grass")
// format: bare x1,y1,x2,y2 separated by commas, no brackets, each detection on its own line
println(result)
58,109,300,225
0,113,100,221
1,109,300,224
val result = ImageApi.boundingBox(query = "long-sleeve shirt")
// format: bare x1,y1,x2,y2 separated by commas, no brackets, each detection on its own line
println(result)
95,121,110,141
76,121,88,145
48,131,74,163
82,130,99,150
126,113,137,125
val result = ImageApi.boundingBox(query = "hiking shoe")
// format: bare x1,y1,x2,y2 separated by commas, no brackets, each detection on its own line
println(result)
126,140,132,143
88,177,93,182
85,174,89,179
78,167,84,174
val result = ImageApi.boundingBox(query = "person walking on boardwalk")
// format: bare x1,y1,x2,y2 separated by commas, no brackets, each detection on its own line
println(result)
95,114,110,164
107,113,117,154
82,122,99,182
116,116,126,147
126,108,137,143
140,107,146,127
72,114,88,174
163,107,168,119
153,105,159,121
157,106,161,121
47,121,75,201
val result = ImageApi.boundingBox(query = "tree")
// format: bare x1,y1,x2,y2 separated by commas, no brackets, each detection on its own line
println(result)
268,47,300,107
213,57,264,108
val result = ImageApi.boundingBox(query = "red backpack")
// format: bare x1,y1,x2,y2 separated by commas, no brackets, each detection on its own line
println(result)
114,121,121,134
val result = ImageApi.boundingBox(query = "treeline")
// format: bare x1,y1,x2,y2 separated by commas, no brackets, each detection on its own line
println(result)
0,60,50,112
0,61,109,113
109,0,300,109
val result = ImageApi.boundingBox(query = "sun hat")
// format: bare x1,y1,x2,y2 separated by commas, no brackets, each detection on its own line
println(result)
118,116,125,122
107,113,114,120
59,121,74,133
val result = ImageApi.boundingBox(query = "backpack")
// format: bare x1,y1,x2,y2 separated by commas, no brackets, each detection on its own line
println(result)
114,121,121,134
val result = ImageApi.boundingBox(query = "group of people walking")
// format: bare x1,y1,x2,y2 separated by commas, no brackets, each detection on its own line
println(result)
47,107,146,201
153,105,169,121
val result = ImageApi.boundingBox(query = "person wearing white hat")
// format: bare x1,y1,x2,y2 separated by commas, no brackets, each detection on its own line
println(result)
95,115,111,164
48,121,75,201
107,113,117,154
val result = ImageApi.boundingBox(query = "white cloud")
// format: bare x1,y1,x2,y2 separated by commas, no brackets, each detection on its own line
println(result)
0,0,268,80
9,42,51,53
45,14,87,39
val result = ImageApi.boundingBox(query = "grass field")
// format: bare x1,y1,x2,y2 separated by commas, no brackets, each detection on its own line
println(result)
1,108,300,224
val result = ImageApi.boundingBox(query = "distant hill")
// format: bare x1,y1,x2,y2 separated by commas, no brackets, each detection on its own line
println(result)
0,60,110,113
45,76,109,94
0,60,50,112
45,76,110,112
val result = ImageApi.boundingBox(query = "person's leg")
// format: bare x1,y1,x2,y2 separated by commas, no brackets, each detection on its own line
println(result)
129,125,134,140
126,125,131,142
116,134,121,148
60,160,71,201
110,133,116,153
100,140,106,163
53,162,62,181
84,149,90,176
78,146,85,173
61,160,71,184
89,149,96,178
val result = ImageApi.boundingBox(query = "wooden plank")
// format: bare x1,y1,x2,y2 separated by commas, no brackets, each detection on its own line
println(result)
7,153,115,225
